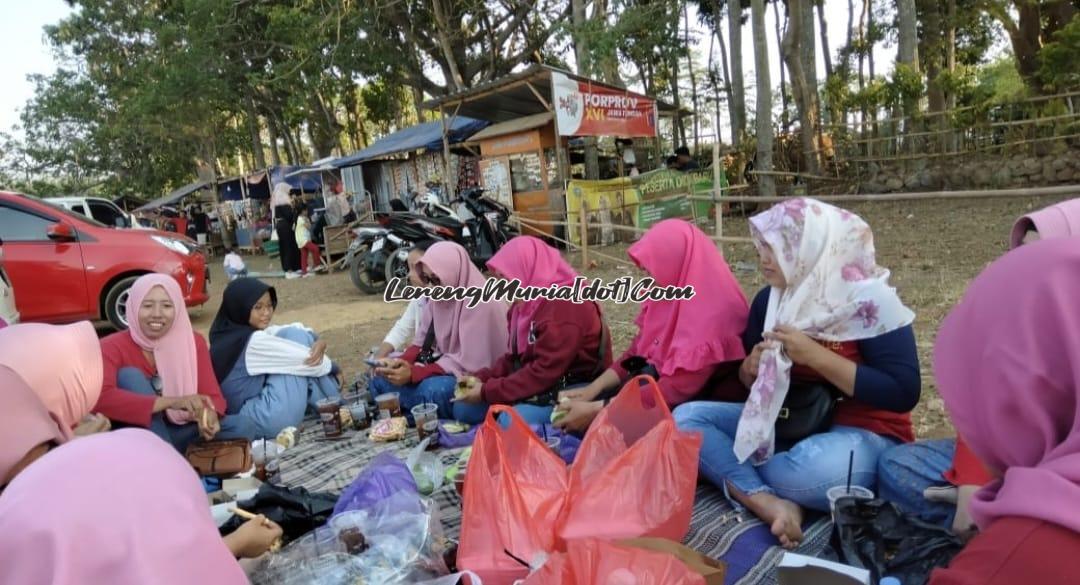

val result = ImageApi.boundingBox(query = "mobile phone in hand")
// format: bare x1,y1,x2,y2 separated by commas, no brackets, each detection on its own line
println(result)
365,358,385,368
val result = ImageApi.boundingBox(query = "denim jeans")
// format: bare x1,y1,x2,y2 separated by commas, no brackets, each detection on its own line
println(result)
877,439,957,528
224,266,248,281
116,367,256,454
673,401,898,512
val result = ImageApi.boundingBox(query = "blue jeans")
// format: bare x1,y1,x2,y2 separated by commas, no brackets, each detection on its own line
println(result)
877,439,957,528
673,401,898,512
224,266,248,281
369,374,458,423
117,367,256,453
237,327,341,438
450,382,590,426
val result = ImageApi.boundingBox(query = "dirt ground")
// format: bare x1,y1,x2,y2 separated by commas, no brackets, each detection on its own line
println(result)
185,194,1074,440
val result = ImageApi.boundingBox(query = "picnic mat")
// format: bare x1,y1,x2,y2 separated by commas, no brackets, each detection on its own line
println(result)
276,420,832,585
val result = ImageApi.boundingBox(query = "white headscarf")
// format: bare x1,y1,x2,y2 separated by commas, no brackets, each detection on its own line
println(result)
733,198,915,463
271,182,292,207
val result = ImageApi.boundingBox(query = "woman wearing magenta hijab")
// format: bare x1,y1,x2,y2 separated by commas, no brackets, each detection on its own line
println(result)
928,238,1080,585
0,429,282,583
371,241,509,422
452,236,612,425
878,197,1080,538
675,199,920,549
554,219,750,433
94,274,255,453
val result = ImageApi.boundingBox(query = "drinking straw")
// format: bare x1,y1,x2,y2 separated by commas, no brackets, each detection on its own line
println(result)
542,422,548,442
845,450,854,494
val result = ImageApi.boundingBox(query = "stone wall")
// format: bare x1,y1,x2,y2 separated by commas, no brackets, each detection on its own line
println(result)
856,147,1080,193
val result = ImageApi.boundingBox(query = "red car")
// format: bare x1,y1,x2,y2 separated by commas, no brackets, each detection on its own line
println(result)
0,191,210,329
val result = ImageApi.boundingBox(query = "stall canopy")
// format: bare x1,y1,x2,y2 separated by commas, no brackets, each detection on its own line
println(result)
137,181,209,211
329,117,489,169
421,64,685,134
218,165,323,201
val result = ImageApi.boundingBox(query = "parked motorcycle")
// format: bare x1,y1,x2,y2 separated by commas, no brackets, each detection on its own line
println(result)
344,224,391,294
348,188,517,294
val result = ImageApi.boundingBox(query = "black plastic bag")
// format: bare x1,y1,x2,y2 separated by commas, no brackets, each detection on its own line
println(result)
832,497,964,585
219,483,339,543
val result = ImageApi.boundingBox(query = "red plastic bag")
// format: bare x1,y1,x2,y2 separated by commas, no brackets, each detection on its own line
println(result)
559,375,702,543
457,405,569,584
520,538,707,585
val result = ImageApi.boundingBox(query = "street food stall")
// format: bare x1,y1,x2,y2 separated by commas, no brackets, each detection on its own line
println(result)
422,64,686,239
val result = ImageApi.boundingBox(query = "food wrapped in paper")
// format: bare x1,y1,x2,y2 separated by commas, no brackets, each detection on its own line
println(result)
370,417,407,442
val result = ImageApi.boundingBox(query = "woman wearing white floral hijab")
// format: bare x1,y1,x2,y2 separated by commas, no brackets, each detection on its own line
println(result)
675,198,920,548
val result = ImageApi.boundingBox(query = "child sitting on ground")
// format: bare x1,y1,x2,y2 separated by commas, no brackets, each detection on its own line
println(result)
223,249,248,281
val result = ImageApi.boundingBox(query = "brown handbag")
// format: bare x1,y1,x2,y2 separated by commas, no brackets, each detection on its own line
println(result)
185,439,252,477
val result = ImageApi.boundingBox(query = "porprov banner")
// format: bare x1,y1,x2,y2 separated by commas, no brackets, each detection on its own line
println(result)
564,168,728,246
552,71,658,138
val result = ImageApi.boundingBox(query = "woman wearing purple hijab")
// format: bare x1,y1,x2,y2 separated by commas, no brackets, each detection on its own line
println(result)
928,238,1080,584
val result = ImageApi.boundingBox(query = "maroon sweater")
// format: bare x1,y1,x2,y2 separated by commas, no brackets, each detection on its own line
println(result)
474,300,611,405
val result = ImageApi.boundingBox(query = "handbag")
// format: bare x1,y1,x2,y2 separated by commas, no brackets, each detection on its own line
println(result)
774,382,839,442
186,439,252,477
513,303,610,408
415,324,439,365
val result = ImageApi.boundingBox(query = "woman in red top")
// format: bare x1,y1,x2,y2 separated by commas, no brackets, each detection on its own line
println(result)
553,219,750,433
452,236,612,425
94,274,255,453
674,199,920,549
928,239,1080,585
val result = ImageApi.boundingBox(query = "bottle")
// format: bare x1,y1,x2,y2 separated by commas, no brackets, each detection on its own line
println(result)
880,577,901,585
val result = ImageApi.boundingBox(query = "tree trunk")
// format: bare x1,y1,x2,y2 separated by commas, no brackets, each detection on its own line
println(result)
896,0,919,140
593,0,624,87
751,0,776,197
243,92,267,170
266,114,282,167
816,0,833,78
571,0,600,179
685,2,700,153
774,0,790,130
728,0,747,147
945,0,957,151
781,0,822,176
712,0,736,145
708,32,725,145
671,46,687,148
920,0,945,139
430,0,466,90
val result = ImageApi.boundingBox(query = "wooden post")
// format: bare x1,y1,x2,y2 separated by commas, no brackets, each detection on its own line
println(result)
579,199,589,269
713,142,724,240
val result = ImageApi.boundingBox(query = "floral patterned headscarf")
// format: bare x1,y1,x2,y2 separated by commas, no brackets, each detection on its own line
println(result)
734,198,915,463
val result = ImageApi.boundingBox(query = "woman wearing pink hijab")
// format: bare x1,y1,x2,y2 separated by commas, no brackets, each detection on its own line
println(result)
1010,197,1080,248
0,429,282,584
928,238,1080,584
0,321,107,437
554,219,750,433
372,241,509,422
452,236,612,425
94,274,255,453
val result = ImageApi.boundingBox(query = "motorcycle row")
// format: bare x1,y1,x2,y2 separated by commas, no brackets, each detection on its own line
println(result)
344,187,518,294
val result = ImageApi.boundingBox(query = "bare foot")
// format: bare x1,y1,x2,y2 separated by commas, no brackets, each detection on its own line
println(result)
730,487,804,549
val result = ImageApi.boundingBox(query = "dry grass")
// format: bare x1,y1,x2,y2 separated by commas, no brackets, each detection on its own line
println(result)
188,194,1074,439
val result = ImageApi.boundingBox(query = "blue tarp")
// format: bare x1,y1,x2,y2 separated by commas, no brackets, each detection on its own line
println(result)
218,166,323,201
329,117,489,169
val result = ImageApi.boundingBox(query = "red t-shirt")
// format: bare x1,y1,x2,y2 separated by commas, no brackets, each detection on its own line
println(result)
792,340,914,443
930,517,1080,585
93,330,227,427
944,437,994,487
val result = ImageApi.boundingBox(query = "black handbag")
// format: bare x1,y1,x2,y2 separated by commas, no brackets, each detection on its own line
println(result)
774,382,840,441
415,324,439,365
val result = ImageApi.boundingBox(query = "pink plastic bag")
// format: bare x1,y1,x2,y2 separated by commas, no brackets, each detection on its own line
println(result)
457,405,569,585
521,538,707,585
559,375,702,543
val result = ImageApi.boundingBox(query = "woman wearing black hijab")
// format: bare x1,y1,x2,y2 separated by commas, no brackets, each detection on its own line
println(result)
272,183,302,278
209,278,342,438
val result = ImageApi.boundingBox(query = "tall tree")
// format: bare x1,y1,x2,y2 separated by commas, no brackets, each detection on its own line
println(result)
896,0,920,127
983,0,1078,92
729,0,748,146
816,1,833,78
781,0,822,175
774,0,791,129
751,0,776,197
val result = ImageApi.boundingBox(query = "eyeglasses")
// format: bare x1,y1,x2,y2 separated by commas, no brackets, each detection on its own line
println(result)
420,270,441,286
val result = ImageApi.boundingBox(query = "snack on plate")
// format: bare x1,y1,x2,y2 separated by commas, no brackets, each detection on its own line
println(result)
369,417,407,442
275,427,297,449
338,407,354,430
441,421,470,434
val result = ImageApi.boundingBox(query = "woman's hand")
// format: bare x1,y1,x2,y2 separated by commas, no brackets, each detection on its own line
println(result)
376,359,412,386
559,383,600,403
73,414,111,437
741,340,778,380
764,325,826,367
224,515,284,559
154,395,207,416
553,400,604,433
305,340,328,367
197,400,221,441
453,376,483,404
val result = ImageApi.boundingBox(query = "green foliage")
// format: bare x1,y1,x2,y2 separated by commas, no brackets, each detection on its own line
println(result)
1038,16,1080,92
